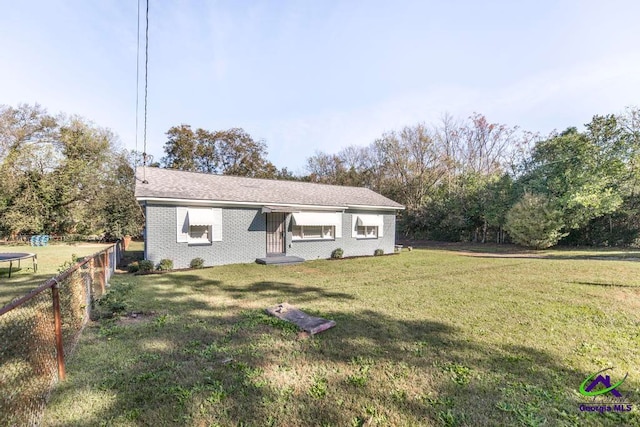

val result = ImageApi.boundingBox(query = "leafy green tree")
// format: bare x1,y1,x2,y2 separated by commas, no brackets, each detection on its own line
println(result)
0,103,57,162
160,125,279,178
194,128,219,173
97,151,144,239
482,173,517,243
161,125,199,171
521,127,623,231
216,128,277,177
0,104,143,239
505,193,567,249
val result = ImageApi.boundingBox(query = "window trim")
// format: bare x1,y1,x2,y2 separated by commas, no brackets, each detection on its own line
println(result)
188,224,212,244
356,225,378,239
351,214,384,238
292,224,335,241
177,207,223,244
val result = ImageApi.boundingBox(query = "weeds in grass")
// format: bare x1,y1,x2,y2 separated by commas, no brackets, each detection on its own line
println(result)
97,319,126,337
437,409,468,427
240,309,299,334
437,362,472,385
422,393,454,409
309,375,328,399
363,404,388,424
153,313,168,327
347,365,370,387
169,385,193,407
94,281,133,318
390,388,407,403
350,416,366,427
497,400,547,427
407,340,430,357
346,356,374,387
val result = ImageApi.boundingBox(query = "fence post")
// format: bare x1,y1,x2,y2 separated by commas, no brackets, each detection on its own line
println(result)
89,257,94,285
103,250,109,286
51,281,66,381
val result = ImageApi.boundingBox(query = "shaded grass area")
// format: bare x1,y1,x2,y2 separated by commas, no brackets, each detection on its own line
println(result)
117,241,144,272
0,243,110,307
43,246,640,426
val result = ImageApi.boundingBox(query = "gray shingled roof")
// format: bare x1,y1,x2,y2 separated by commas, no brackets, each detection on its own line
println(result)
135,167,404,210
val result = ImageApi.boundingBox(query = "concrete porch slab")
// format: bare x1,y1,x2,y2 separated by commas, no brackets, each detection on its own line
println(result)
255,256,305,265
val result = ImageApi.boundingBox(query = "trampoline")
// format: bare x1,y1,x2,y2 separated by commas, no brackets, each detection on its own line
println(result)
0,253,38,278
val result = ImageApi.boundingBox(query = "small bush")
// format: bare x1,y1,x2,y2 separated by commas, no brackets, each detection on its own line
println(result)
374,249,384,256
138,260,154,273
127,261,139,273
331,248,344,259
156,259,174,271
57,254,79,273
505,192,567,249
190,257,205,269
94,281,134,318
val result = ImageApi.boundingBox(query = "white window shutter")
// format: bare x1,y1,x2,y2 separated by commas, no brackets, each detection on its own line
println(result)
378,215,384,237
176,207,189,243
211,208,223,241
351,215,358,238
335,213,342,238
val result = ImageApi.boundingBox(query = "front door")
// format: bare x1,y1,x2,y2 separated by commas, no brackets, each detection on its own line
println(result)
266,212,286,255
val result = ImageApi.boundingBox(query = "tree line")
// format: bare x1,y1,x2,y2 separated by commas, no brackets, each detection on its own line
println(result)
0,104,142,240
3,102,639,248
304,110,640,248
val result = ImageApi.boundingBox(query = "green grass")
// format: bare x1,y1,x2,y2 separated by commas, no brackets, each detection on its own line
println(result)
0,243,111,307
42,245,640,426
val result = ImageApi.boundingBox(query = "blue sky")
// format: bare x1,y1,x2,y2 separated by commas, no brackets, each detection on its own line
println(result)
2,1,639,174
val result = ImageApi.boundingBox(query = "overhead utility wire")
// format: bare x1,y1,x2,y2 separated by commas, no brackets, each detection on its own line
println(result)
142,0,149,183
135,0,140,165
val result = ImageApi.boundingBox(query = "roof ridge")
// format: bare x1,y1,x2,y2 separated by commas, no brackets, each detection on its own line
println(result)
135,167,404,209
138,166,379,192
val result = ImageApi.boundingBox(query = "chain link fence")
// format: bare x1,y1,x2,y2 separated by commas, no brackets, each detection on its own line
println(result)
0,242,123,426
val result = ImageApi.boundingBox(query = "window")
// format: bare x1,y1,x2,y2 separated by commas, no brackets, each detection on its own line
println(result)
292,225,335,240
352,214,384,239
177,207,223,244
356,225,378,238
290,212,342,240
189,225,211,243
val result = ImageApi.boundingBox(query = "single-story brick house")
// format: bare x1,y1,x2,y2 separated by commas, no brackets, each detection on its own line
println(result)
135,167,404,268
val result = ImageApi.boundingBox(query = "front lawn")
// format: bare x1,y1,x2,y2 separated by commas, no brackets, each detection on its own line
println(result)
42,246,640,426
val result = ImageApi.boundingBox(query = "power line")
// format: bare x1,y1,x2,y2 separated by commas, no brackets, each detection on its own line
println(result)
142,0,149,184
134,0,140,165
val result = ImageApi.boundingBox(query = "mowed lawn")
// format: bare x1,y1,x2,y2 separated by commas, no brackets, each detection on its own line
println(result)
42,246,640,426
0,243,111,307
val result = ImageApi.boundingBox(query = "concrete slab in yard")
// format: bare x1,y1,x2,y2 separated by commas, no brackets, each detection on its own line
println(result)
266,302,336,335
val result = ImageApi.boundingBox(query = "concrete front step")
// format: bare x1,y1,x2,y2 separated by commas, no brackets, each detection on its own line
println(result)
255,256,305,265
